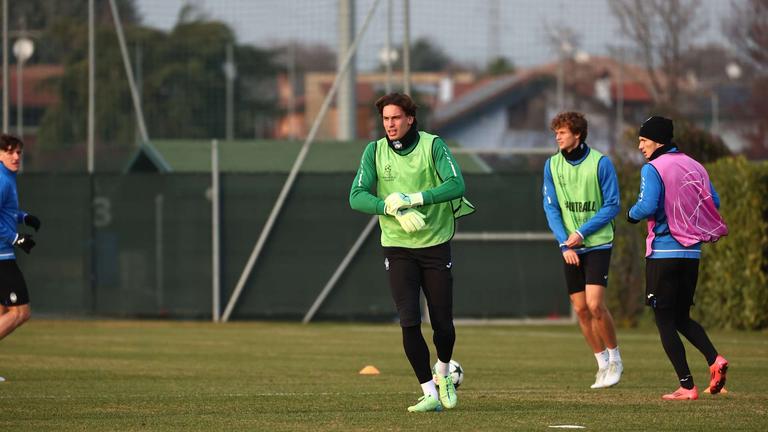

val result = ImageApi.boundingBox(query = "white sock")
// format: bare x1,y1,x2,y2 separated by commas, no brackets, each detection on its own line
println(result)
595,350,609,369
436,360,449,377
608,346,622,363
421,380,438,399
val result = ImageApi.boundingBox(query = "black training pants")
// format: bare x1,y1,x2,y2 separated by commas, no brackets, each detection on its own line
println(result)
383,242,456,384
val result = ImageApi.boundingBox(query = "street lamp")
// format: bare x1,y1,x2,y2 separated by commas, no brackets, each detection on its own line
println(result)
556,40,573,110
378,46,398,93
711,62,743,134
725,62,742,80
222,43,236,141
13,36,34,139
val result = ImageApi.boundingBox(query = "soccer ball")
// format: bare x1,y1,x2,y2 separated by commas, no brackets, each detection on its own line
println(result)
433,359,464,389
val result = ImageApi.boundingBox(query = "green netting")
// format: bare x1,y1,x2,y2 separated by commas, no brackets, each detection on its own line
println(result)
17,172,568,320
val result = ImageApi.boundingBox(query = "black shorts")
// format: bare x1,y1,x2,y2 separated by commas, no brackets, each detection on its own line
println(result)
0,259,30,307
563,248,611,294
383,242,453,328
645,258,699,309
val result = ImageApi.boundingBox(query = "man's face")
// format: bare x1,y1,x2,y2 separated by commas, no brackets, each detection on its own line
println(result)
0,146,22,172
382,104,414,141
554,127,580,152
638,137,662,160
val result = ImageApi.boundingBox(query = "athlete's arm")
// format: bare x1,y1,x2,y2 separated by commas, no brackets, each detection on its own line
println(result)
710,182,720,209
418,137,465,204
349,142,386,215
576,156,620,238
542,160,569,249
0,184,17,245
628,163,662,221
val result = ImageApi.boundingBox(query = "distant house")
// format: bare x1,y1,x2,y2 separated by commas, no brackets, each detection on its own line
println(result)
1,64,63,143
276,71,478,141
431,57,655,155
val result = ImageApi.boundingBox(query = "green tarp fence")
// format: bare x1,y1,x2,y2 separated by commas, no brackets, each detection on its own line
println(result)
17,173,569,321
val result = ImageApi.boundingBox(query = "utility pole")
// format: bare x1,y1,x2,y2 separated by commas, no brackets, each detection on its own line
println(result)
337,0,356,140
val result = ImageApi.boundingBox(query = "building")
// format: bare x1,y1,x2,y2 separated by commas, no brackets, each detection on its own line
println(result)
276,71,478,140
431,57,656,157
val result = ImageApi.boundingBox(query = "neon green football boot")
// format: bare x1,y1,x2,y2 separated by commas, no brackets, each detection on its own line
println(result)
436,375,458,409
407,394,443,412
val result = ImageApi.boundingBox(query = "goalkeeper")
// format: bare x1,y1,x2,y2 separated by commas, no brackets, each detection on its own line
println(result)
349,93,474,413
0,134,40,383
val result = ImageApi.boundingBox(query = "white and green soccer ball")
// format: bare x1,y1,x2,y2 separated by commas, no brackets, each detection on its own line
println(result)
433,359,464,389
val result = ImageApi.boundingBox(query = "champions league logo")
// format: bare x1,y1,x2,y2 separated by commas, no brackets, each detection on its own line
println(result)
382,164,395,181
392,140,403,149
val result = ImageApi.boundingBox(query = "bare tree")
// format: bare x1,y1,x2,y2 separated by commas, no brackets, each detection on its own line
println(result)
723,0,768,158
609,0,704,107
724,0,768,71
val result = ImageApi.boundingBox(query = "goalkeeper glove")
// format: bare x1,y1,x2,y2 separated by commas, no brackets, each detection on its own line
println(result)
384,192,424,216
13,233,35,254
24,214,41,231
395,209,427,233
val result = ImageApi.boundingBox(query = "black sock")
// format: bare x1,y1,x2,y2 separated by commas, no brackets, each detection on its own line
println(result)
679,375,695,390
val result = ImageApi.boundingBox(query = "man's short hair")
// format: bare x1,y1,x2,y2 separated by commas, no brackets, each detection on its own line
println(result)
375,93,418,117
550,112,588,143
0,134,23,151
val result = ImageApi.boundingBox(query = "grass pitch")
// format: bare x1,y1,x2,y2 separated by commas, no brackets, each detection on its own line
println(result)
1,320,766,431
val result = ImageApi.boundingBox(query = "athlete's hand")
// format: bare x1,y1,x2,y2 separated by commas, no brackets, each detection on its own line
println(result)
395,209,427,233
24,214,41,231
562,249,580,266
384,192,423,216
564,232,583,248
13,233,35,254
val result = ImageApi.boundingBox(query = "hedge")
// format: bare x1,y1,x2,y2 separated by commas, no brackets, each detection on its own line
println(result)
608,156,768,330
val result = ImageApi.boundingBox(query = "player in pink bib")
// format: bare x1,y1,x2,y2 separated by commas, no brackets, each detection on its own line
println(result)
627,116,729,400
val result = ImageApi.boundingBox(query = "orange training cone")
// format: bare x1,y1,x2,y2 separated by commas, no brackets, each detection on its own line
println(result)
359,365,380,375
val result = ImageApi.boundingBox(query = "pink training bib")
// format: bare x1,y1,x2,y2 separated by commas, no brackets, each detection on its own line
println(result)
646,152,728,256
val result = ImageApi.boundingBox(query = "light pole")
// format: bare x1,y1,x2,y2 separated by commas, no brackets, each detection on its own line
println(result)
378,46,398,93
2,0,8,133
222,43,236,141
13,36,34,139
556,40,572,111
712,62,743,134
725,62,742,81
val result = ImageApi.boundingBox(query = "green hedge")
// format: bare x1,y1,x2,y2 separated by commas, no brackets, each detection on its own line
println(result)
696,157,768,329
609,157,768,330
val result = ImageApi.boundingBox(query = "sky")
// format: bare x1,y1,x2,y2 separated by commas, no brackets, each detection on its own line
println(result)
134,0,735,71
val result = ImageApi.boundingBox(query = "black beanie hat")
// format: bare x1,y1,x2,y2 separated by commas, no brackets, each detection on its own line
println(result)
639,116,674,145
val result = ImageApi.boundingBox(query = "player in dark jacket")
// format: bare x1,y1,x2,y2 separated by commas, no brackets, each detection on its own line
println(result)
0,134,40,383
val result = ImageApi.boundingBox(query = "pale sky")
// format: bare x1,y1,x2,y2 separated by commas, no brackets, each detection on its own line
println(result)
134,0,735,70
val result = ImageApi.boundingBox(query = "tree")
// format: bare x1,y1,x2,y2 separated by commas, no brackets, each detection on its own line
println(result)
609,0,704,108
275,41,336,74
392,37,454,72
485,56,516,76
0,0,139,64
37,15,282,154
681,43,753,84
723,0,768,158
724,0,768,72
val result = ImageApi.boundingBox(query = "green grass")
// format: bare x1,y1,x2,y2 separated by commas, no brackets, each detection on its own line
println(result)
1,320,766,431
